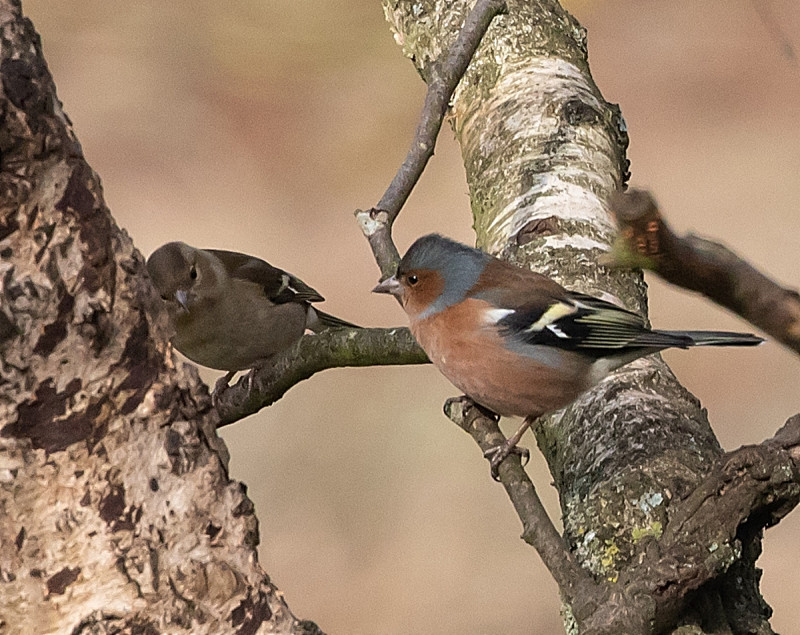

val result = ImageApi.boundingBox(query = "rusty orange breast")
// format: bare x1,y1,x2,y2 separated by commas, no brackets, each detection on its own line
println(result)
410,298,590,418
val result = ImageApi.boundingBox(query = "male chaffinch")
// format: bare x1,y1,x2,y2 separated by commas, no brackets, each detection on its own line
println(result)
147,241,357,396
373,233,763,478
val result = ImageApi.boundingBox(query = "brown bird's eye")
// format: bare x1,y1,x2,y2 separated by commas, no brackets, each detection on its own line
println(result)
407,274,419,286
161,294,169,301
189,266,197,280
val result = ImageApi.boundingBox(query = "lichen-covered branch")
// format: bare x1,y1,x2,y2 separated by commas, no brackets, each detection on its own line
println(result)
215,327,428,427
606,189,800,356
581,415,800,635
0,3,315,632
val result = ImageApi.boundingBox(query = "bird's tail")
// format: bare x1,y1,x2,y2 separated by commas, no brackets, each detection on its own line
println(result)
657,330,764,347
309,308,360,331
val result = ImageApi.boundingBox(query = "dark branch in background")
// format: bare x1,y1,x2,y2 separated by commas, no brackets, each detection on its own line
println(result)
356,0,508,279
215,327,427,427
604,189,800,356
750,0,797,63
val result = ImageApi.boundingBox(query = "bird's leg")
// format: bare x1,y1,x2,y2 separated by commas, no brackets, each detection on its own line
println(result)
483,416,534,480
211,370,237,407
244,358,273,395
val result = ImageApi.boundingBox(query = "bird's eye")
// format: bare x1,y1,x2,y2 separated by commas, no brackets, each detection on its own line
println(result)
407,274,419,286
161,294,169,301
189,266,197,280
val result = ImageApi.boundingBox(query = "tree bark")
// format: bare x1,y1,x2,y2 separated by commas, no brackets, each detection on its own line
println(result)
383,1,779,632
0,3,317,633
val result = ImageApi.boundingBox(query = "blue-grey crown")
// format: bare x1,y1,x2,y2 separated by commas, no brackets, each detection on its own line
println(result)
399,234,489,272
399,234,492,318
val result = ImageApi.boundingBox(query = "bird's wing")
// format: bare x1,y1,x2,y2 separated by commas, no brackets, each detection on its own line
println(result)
470,259,569,311
494,290,691,357
207,249,325,304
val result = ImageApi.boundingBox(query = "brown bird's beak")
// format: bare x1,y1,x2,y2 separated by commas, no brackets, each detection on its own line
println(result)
372,276,402,296
174,289,190,312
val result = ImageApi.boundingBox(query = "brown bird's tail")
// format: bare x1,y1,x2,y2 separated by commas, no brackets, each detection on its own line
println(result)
308,308,360,331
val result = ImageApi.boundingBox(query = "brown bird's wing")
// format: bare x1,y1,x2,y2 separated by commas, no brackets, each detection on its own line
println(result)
207,249,325,304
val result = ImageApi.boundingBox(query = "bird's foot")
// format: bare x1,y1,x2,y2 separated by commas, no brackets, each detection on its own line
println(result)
243,359,272,395
211,371,236,408
483,441,530,481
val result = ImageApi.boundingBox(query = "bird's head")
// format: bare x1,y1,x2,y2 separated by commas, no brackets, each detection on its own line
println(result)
372,234,491,320
146,241,220,315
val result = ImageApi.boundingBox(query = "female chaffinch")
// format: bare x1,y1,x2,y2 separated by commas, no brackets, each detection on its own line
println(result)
373,233,763,477
147,242,356,395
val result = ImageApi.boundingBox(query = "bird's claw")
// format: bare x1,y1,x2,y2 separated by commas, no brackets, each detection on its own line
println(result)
211,371,236,408
483,442,530,481
246,368,257,394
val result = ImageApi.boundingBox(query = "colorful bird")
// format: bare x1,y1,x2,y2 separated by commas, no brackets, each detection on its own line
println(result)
373,233,763,478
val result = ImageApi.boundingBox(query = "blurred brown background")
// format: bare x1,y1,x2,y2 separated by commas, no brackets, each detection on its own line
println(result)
22,1,800,633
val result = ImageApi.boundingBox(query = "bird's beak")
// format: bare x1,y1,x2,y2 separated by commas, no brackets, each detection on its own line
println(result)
372,276,402,296
174,289,190,312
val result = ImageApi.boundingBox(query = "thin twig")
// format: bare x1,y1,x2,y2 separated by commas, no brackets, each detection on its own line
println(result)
356,0,507,278
604,189,800,355
444,397,602,619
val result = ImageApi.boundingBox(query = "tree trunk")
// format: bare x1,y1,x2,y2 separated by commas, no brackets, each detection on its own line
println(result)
0,3,318,633
384,1,774,632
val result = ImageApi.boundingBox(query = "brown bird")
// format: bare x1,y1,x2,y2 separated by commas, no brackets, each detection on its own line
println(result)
147,241,356,396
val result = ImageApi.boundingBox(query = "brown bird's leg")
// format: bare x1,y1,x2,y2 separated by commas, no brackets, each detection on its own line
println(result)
212,371,237,407
211,359,271,409
244,357,274,395
483,416,534,480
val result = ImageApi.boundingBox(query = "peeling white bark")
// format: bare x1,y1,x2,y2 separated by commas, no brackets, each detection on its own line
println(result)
541,234,609,252
454,58,620,255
